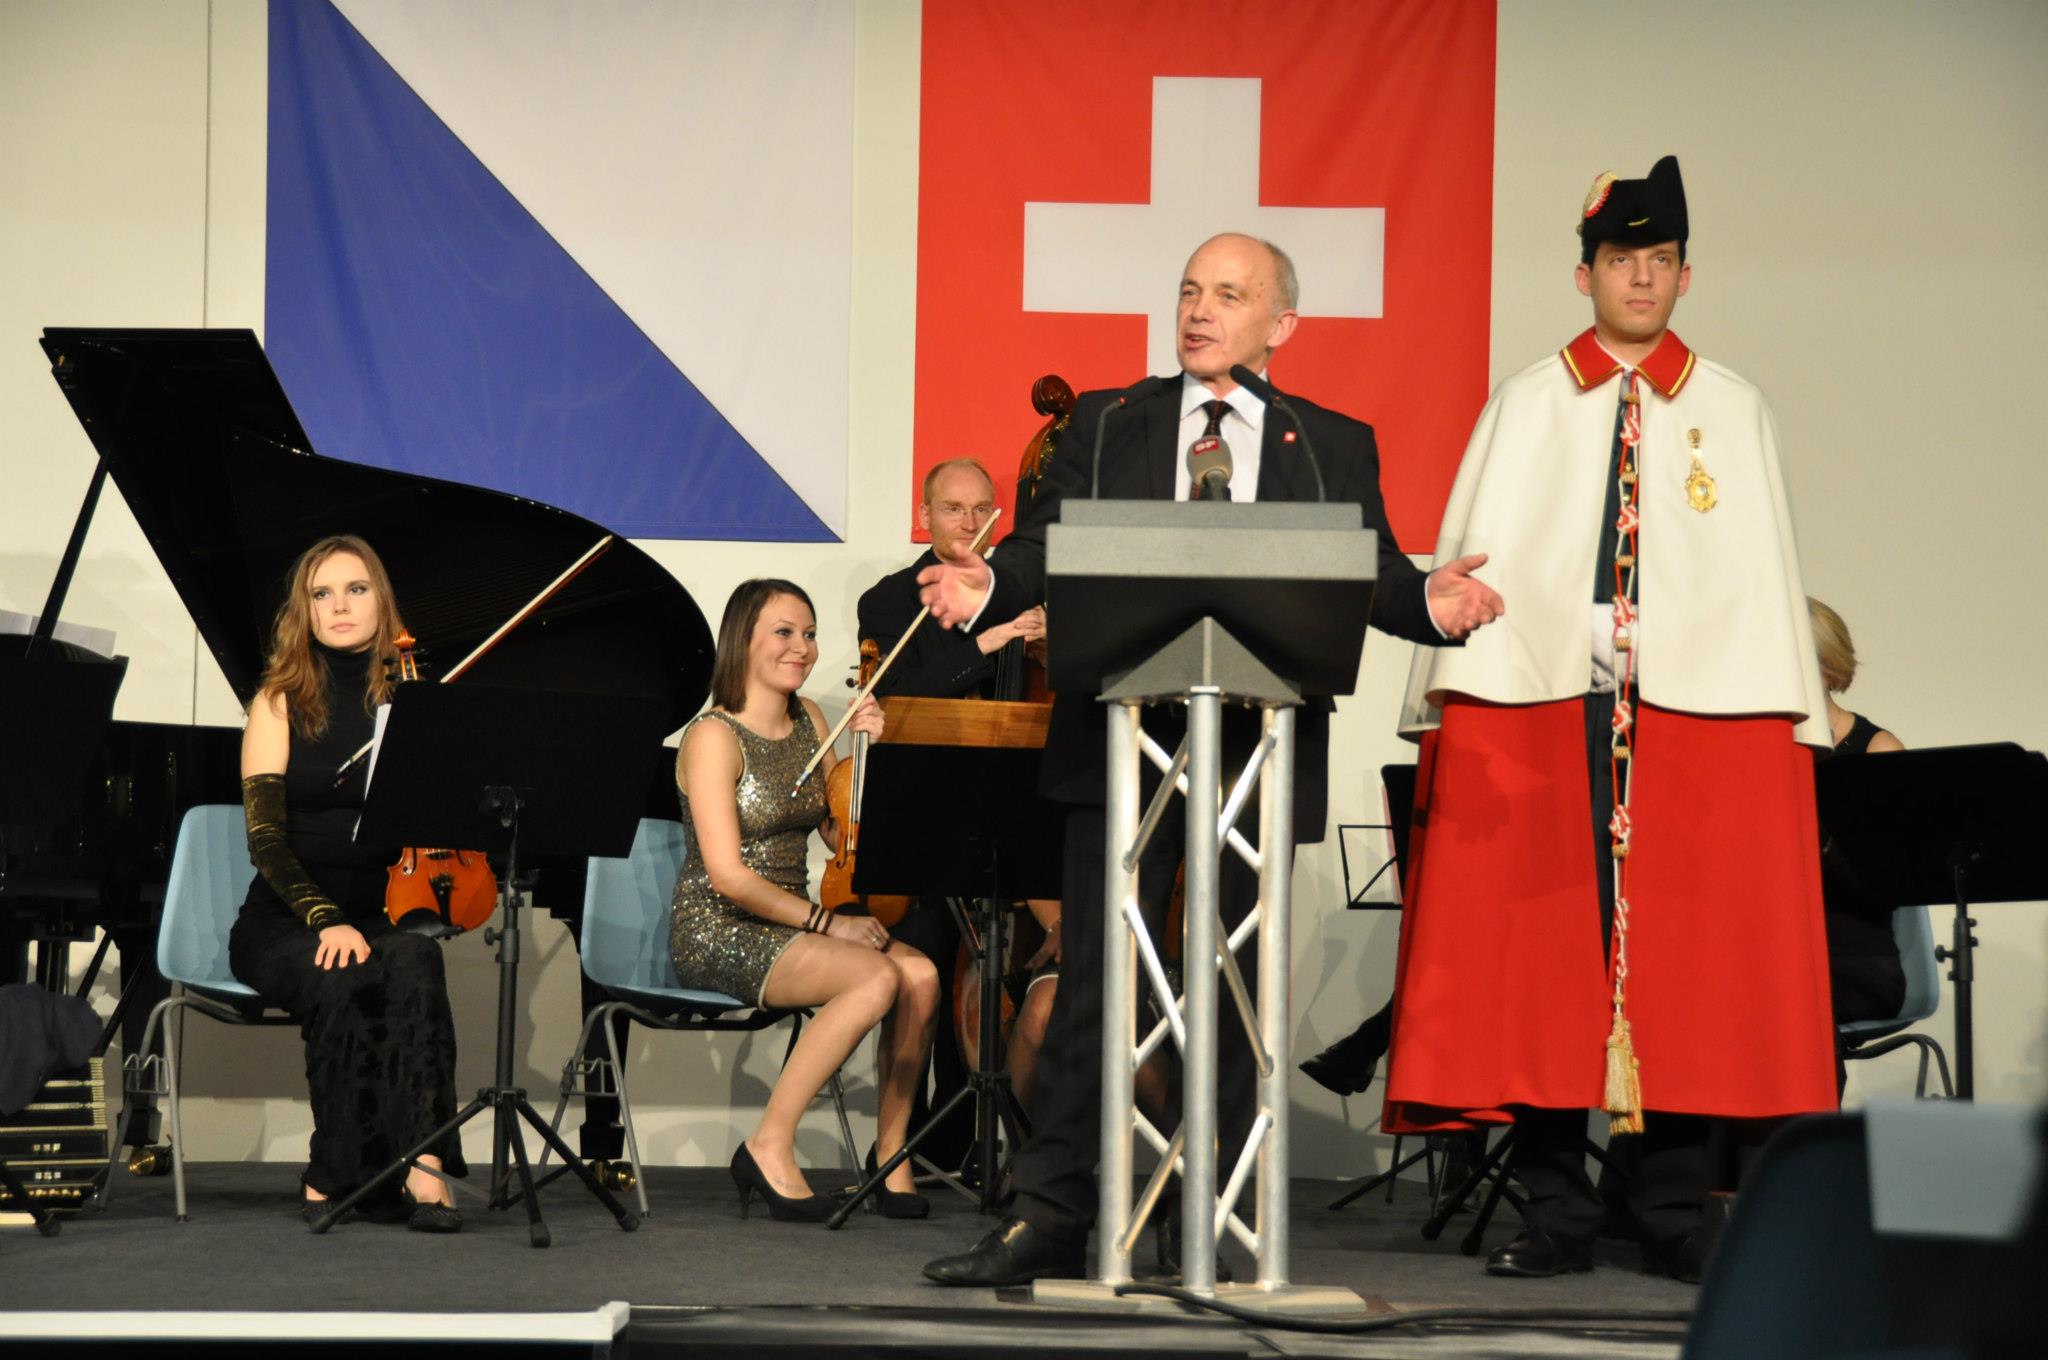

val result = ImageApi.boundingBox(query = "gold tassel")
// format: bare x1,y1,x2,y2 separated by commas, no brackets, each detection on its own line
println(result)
1603,1011,1644,1135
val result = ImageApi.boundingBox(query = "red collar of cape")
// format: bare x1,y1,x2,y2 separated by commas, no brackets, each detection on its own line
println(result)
1559,327,1696,398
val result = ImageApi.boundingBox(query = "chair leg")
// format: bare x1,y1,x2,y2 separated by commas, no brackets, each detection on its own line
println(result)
604,1007,651,1218
1911,1034,1956,1099
164,1000,189,1222
99,993,179,1211
537,1007,606,1175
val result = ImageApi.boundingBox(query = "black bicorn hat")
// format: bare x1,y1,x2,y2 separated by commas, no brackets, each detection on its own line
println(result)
1577,155,1687,262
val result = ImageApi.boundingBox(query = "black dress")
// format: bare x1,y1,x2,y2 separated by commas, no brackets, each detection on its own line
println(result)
1820,712,1909,1025
227,641,463,1201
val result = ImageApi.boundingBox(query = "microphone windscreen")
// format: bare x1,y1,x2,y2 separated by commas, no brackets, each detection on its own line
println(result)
1186,434,1233,498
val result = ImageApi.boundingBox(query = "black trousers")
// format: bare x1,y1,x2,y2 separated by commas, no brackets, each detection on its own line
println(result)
229,912,464,1199
1009,804,1267,1242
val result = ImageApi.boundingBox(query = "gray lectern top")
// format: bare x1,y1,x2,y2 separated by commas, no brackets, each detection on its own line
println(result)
1044,500,1378,699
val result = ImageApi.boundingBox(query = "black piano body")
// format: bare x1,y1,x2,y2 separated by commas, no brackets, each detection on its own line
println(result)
5,327,712,1164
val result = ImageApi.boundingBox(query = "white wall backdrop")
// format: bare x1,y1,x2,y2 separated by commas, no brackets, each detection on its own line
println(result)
3,0,2042,1184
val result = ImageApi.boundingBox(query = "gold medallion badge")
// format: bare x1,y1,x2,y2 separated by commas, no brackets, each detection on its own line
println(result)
1684,428,1717,513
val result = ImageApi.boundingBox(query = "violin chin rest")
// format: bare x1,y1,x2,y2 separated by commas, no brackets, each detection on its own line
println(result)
392,909,464,940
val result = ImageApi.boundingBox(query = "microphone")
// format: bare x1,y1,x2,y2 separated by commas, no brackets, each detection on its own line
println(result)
1089,375,1174,498
1185,431,1234,500
1229,364,1326,503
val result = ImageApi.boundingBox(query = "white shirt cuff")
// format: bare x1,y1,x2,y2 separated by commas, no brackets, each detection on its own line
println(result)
959,563,996,632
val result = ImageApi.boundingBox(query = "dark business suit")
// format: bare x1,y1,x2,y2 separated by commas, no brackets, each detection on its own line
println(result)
859,550,1005,701
977,377,1443,1242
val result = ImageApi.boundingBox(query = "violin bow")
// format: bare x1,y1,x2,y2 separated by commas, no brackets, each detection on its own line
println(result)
789,509,1003,796
332,534,617,785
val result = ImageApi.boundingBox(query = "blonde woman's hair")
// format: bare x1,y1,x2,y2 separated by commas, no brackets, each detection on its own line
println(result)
1808,597,1857,695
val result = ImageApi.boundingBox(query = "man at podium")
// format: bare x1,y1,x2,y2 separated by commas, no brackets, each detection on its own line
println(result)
918,232,1502,1287
1383,158,1839,1282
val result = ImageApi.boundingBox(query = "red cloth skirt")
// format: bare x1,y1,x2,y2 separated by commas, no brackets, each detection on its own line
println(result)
1383,696,1838,1133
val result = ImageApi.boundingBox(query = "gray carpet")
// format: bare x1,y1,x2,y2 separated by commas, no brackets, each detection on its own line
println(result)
1,1164,1693,1357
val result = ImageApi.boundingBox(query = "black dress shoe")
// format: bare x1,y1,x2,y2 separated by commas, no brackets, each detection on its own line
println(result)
923,1216,1084,1287
1640,1231,1707,1284
1484,1226,1595,1277
1298,1005,1392,1096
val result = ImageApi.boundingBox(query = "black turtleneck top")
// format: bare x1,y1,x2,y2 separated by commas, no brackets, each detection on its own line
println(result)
239,641,394,927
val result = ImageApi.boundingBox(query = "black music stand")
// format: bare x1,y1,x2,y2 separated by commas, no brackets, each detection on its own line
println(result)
824,739,1061,1227
308,683,662,1245
1815,742,2048,1100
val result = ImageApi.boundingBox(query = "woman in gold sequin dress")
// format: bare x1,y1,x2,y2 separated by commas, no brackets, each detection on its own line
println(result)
671,579,939,1221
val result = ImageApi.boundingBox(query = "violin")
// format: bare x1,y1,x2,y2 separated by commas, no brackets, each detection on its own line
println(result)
381,630,499,934
818,639,911,926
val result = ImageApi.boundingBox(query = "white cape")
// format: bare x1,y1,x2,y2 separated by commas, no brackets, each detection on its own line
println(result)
1400,350,1829,748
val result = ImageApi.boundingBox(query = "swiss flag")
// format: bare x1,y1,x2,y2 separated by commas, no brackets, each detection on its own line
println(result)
913,0,1495,552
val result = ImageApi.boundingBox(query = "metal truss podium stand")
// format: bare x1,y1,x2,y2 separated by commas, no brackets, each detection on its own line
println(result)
1030,500,1376,1314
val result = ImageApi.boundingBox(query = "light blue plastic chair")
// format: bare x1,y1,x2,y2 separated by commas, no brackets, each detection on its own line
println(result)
542,817,857,1217
1839,906,1955,1098
106,803,294,1219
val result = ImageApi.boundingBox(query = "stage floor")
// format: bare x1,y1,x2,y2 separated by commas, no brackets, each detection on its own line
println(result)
3,1164,1695,1358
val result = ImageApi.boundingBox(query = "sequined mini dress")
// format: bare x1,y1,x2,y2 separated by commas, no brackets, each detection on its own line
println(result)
668,709,826,1005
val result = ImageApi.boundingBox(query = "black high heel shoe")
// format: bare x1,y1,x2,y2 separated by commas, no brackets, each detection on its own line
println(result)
864,1144,930,1220
731,1142,839,1223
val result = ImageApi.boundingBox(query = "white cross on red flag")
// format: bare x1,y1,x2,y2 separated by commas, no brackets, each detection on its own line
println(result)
913,0,1496,550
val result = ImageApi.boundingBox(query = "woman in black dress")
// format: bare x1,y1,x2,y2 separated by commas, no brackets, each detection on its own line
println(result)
1809,597,1907,1028
227,535,463,1230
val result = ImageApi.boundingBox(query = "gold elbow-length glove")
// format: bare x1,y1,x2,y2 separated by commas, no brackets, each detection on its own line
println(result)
241,773,346,931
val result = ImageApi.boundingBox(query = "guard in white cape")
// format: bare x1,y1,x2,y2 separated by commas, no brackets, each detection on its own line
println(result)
1381,156,1838,1282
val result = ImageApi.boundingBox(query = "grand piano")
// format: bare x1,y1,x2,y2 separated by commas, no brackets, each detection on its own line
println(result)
2,327,714,1161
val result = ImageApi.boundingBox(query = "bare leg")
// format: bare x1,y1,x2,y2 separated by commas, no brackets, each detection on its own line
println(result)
874,944,940,1192
407,1153,451,1206
1007,977,1058,1112
754,934,898,1199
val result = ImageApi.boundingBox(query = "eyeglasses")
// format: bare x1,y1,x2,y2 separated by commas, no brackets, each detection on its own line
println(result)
929,502,994,523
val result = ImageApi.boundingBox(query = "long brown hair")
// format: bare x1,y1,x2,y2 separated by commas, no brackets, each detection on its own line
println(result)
258,535,406,738
708,579,814,718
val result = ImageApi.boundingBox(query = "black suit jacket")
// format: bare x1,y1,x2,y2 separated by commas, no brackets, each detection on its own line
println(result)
979,379,1443,842
858,550,1004,700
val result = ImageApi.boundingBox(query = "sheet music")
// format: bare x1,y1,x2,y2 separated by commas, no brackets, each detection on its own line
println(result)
351,704,394,846
0,609,115,658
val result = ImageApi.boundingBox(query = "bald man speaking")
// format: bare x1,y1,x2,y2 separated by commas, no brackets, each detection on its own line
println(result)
918,233,1500,1286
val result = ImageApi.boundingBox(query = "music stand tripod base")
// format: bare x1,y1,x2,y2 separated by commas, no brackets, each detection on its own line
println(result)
309,683,661,1244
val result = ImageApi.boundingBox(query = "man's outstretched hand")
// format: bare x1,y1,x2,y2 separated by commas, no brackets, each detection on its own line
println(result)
1426,553,1505,640
916,540,993,628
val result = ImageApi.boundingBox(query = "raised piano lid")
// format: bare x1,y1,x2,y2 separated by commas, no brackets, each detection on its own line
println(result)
38,328,713,734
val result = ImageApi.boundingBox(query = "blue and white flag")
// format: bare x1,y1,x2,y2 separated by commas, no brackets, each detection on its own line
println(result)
267,0,851,542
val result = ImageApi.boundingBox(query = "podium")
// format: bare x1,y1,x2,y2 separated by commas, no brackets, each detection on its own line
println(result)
1033,500,1375,1313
